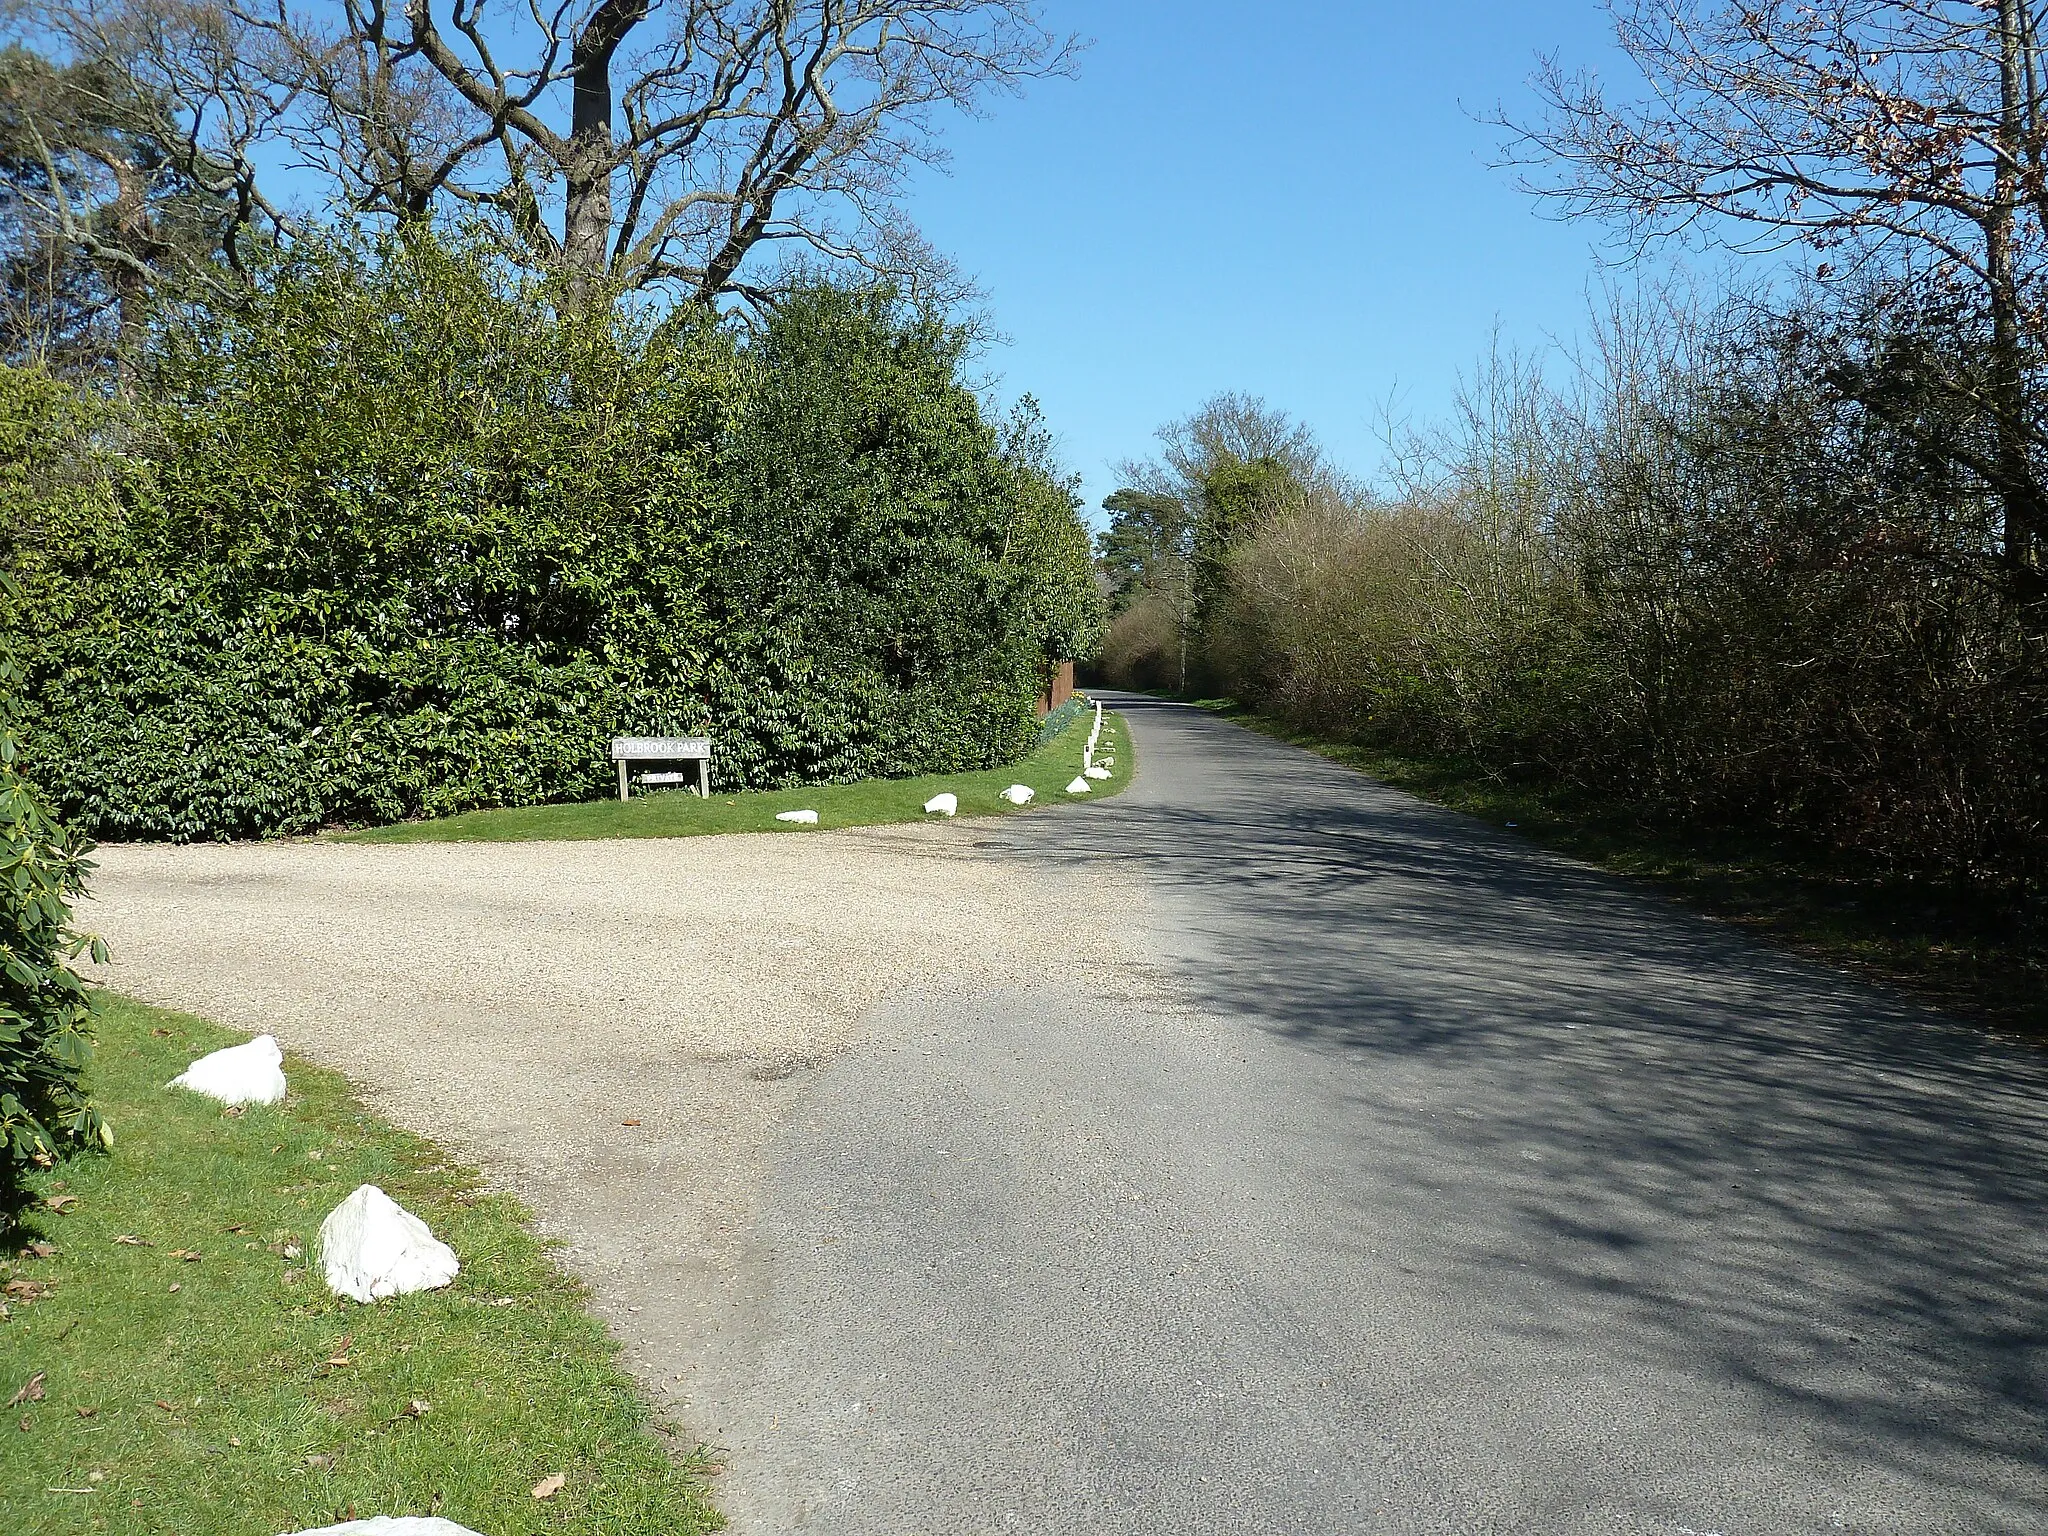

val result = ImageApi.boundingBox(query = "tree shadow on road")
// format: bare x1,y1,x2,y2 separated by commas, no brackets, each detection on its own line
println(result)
996,693,2048,1520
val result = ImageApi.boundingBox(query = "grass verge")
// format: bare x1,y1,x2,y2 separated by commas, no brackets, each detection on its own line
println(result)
1184,697,2047,1040
337,706,1132,845
0,995,722,1536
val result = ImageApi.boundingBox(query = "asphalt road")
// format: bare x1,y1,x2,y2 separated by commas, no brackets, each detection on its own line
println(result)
693,692,2048,1535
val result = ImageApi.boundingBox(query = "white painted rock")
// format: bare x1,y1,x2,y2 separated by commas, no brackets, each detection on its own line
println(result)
1065,776,1091,795
319,1185,460,1303
168,1034,287,1107
284,1521,484,1536
1085,765,1112,780
999,784,1034,805
774,809,819,824
922,792,958,816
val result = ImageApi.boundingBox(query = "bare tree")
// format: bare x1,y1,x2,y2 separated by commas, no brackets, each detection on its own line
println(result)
0,0,289,357
5,1,1074,315
1499,0,2048,604
8,0,1074,313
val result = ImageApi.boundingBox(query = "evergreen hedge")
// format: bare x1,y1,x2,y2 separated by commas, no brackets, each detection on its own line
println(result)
1,236,1101,838
0,637,108,1234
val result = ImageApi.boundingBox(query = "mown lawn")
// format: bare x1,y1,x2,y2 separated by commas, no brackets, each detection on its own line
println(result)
1185,697,2047,1038
338,706,1132,844
0,996,722,1536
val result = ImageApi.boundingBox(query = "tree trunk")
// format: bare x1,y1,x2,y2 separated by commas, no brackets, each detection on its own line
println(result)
562,0,648,305
1992,0,2047,607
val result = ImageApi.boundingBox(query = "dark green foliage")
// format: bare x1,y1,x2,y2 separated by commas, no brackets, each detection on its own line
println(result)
1096,488,1188,614
1,233,1101,838
1032,693,1088,748
0,634,108,1235
1193,452,1299,593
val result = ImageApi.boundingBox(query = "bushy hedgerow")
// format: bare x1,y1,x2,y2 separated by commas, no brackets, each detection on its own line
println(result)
1201,301,2048,911
0,636,109,1234
1,234,1102,838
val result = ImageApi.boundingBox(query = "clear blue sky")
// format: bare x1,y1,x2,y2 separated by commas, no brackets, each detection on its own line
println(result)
896,1,1636,515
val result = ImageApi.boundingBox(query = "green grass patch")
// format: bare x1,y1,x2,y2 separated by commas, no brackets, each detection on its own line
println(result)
0,996,721,1535
337,707,1133,844
1184,697,2047,1039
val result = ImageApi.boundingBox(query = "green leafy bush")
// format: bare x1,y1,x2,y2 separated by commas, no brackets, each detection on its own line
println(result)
1033,693,1089,748
2,235,1102,838
0,641,109,1234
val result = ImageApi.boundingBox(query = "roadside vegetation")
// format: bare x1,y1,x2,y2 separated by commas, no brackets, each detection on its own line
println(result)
0,244,1101,843
1100,358,2047,1035
1089,4,2048,1040
1186,699,2046,1037
0,4,1100,844
0,645,106,1236
344,705,1131,845
0,994,721,1536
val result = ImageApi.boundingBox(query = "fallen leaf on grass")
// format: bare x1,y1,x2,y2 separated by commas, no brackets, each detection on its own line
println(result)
23,1242,55,1259
17,1415,29,1432
76,1406,96,1419
167,1250,202,1263
167,1284,180,1294
153,1400,177,1412
3,1278,51,1302
222,1224,246,1234
44,1195,76,1213
7,1372,45,1407
318,1332,355,1372
112,1235,153,1247
531,1473,565,1500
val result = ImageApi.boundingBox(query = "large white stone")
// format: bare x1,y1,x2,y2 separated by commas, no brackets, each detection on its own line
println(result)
1065,776,1091,795
168,1034,287,1107
774,809,819,825
922,792,958,816
999,784,1034,805
1085,765,1112,780
319,1185,460,1303
284,1522,484,1536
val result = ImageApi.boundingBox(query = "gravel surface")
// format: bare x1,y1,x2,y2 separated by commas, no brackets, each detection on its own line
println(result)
82,822,1159,1442
82,703,2048,1534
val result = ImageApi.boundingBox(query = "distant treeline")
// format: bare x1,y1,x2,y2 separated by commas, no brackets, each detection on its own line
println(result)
1095,291,2047,926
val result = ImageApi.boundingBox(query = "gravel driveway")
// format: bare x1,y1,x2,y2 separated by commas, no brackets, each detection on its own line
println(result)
83,701,2048,1534
82,821,1156,1469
